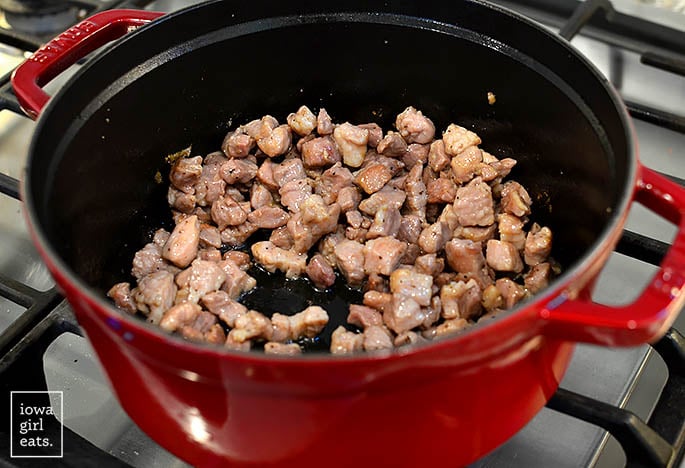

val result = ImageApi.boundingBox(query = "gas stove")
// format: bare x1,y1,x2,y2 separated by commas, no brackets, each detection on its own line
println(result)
0,1,683,467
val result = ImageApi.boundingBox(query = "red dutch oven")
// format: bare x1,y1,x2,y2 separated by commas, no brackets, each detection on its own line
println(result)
11,1,685,466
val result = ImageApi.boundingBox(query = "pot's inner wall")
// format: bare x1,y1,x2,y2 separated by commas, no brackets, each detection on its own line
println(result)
31,16,627,297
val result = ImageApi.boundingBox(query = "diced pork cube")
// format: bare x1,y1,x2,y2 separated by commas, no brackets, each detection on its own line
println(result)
384,294,425,334
524,224,552,266
163,215,200,268
133,270,177,324
160,302,201,333
330,326,364,354
453,177,494,226
334,240,366,286
363,325,394,351
443,123,481,156
501,181,532,217
389,268,433,306
363,237,407,276
348,304,383,329
287,105,317,137
306,254,336,289
333,122,368,168
107,282,137,314
251,241,307,278
486,240,524,273
395,106,435,144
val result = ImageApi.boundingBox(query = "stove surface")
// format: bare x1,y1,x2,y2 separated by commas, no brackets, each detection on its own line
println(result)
0,1,683,467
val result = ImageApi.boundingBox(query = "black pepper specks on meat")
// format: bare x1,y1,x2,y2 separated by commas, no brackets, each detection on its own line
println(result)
108,105,557,354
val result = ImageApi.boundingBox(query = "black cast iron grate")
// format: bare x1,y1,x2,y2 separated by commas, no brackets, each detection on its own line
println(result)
0,0,683,466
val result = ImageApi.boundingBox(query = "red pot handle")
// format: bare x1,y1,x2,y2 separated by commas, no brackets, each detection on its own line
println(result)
11,9,165,120
541,166,685,346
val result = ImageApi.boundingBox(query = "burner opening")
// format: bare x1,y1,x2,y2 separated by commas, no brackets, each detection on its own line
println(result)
0,0,79,34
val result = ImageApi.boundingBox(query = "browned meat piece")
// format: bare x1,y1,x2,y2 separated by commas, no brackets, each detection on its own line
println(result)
460,225,497,243
220,159,258,185
273,158,306,187
389,268,433,306
405,163,427,219
306,254,336,289
287,196,341,252
131,242,166,280
169,156,203,194
152,228,170,247
384,294,425,334
198,248,222,262
394,331,426,347
315,162,354,204
182,259,226,303
396,106,435,144
358,123,382,147
524,262,552,293
363,325,394,351
440,279,482,320
354,163,392,195
367,206,401,239
317,228,345,268
211,195,248,229
486,240,524,273
198,224,221,249
358,187,406,216
330,326,364,354
247,206,290,229
498,213,526,250
315,108,333,135
185,310,218,336
167,187,196,213
495,278,527,309
333,122,368,168
218,258,257,299
223,250,250,269
348,304,383,329
160,302,201,333
250,183,274,209
501,181,532,217
403,143,430,169
435,272,458,288
401,243,421,265
225,334,251,351
265,342,302,355
445,239,492,288
230,310,273,343
268,313,290,342
481,284,504,312
490,157,517,180
270,225,294,249
434,318,469,337
289,306,329,338
524,224,552,266
163,215,200,268
201,290,247,327
415,254,445,277
443,123,481,156
220,222,258,247
363,290,392,314
222,130,254,159
346,210,363,228
377,131,407,157
363,237,407,276
426,177,457,204
279,179,313,213
418,221,452,254
301,136,340,168
397,215,423,244
204,323,227,344
287,105,317,137
133,270,177,324
257,124,292,157
251,241,307,278
386,174,407,190
337,186,362,212
451,146,483,184
453,177,494,227
365,273,388,293
437,204,460,231
334,240,366,286
107,282,137,314
365,153,404,176
256,160,279,191
428,140,450,172
244,117,277,141
195,152,228,207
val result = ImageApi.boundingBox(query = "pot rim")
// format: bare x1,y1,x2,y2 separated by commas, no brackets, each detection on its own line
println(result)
21,0,637,364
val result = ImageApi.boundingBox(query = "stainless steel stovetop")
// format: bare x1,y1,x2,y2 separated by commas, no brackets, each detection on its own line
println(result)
0,1,683,467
